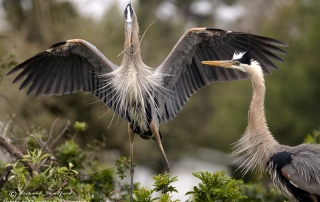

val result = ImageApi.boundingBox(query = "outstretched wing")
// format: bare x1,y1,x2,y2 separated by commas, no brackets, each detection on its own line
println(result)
282,144,320,195
7,39,125,119
154,28,288,123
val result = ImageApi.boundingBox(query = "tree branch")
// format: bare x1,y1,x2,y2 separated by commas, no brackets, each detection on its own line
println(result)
49,120,70,149
0,134,35,190
0,165,12,189
0,135,34,176
0,93,29,133
44,117,60,147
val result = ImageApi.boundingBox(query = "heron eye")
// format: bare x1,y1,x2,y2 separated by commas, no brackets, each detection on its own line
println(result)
234,61,241,66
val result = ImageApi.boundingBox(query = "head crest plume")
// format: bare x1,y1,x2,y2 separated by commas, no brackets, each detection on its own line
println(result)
233,30,255,65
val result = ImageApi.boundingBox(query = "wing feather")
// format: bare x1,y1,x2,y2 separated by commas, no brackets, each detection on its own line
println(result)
283,144,320,194
7,39,125,119
185,66,197,94
43,56,63,96
181,72,192,97
155,28,287,123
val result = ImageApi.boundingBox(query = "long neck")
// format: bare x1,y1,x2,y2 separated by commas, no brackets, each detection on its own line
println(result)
122,15,144,67
247,63,269,131
105,14,161,126
232,61,280,174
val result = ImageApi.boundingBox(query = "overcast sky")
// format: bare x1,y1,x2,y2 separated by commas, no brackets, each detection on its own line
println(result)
66,0,242,23
66,0,134,21
0,0,242,31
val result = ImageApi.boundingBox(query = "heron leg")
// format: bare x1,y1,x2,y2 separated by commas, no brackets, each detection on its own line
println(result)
150,120,171,193
128,124,135,202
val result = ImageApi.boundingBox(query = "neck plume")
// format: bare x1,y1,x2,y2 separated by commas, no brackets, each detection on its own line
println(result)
232,61,280,174
104,13,166,130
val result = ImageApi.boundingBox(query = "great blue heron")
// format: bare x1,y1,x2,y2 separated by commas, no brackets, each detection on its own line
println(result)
7,2,287,199
202,52,320,202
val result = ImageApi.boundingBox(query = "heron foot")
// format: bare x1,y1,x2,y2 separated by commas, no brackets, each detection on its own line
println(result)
165,164,171,173
162,164,171,194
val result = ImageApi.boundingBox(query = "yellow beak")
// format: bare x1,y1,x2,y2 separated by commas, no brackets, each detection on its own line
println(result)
201,60,234,68
127,31,131,47
126,23,132,47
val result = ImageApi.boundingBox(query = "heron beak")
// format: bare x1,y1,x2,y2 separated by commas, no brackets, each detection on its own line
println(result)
124,2,134,47
126,23,132,46
201,60,234,68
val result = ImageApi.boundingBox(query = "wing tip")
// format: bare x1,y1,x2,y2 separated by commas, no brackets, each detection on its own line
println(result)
6,68,17,76
274,41,289,47
250,34,289,47
6,63,25,76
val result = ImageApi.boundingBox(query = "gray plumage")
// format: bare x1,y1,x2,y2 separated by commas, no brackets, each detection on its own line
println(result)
202,52,320,202
274,145,320,199
7,31,287,124
7,2,288,201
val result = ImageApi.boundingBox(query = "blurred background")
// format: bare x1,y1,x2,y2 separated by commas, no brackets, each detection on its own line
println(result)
0,0,319,200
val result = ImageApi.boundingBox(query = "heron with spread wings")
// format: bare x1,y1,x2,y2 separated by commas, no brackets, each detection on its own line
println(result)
202,52,320,202
7,2,287,200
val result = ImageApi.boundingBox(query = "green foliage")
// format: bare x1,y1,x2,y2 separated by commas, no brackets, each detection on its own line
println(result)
56,140,85,169
152,173,178,194
131,188,157,202
2,151,81,201
74,121,87,132
0,53,17,85
126,173,179,202
115,156,131,180
80,166,114,201
22,149,51,166
186,171,247,202
2,0,319,177
3,122,318,201
1,1,320,201
0,152,181,201
304,127,320,144
242,183,287,202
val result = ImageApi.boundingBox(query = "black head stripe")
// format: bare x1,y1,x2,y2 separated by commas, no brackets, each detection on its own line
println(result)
237,51,251,65
124,2,134,20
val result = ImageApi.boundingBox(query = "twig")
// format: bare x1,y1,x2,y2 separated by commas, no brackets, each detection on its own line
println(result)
116,35,141,58
116,21,155,58
0,93,29,133
29,118,65,169
108,189,123,201
2,117,12,138
68,187,84,201
30,133,44,147
35,155,55,172
15,178,31,201
71,131,78,140
49,120,71,149
44,117,60,147
77,167,114,180
132,21,155,56
0,135,34,176
0,165,12,190
29,133,57,164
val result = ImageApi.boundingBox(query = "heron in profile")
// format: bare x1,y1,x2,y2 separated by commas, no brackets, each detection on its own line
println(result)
7,2,287,200
202,52,320,202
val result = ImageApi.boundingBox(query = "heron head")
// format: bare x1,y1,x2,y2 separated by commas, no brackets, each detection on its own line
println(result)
201,51,256,73
124,2,135,46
